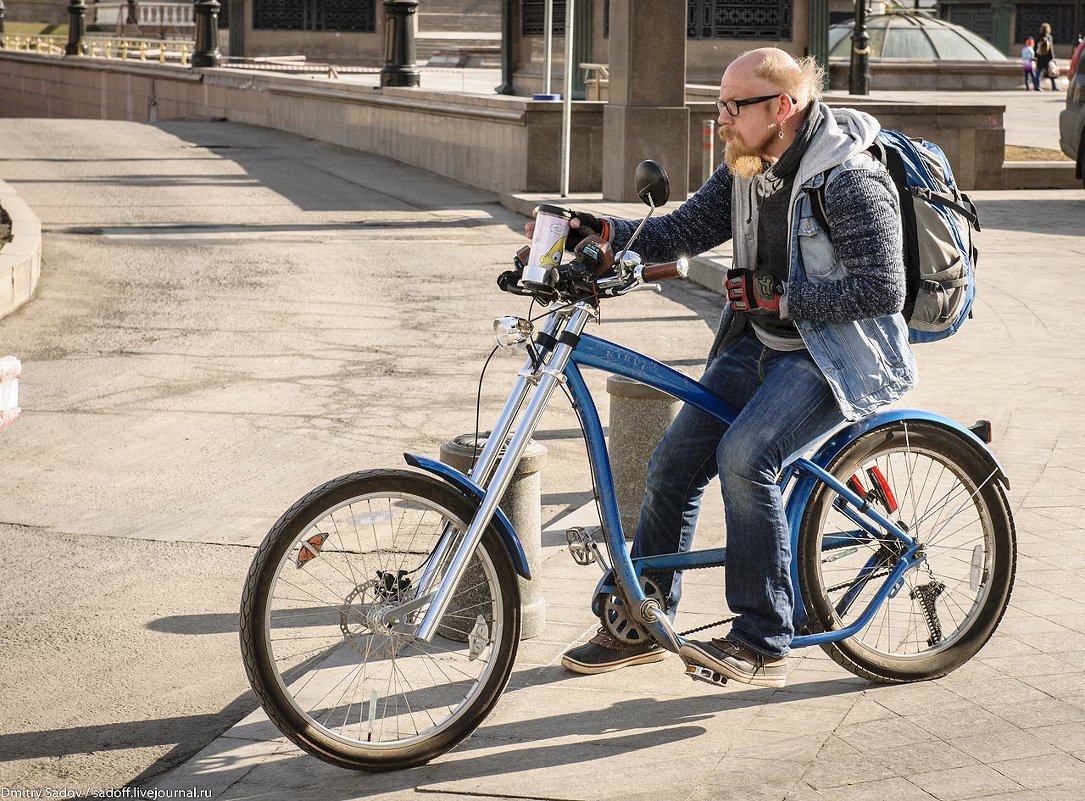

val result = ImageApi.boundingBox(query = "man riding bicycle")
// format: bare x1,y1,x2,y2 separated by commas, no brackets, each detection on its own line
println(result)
529,47,914,688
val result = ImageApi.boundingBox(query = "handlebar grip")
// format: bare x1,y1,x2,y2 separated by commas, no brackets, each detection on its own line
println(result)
641,258,690,283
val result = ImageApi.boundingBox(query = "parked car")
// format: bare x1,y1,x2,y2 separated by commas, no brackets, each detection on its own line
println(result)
1060,39,1085,190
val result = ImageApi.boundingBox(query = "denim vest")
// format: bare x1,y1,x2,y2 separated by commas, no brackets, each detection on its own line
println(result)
710,155,918,421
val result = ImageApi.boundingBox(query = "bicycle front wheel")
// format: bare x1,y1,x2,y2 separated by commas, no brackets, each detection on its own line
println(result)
798,422,1015,683
240,469,521,770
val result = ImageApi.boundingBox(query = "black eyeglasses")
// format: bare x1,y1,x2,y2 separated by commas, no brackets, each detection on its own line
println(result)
715,94,792,117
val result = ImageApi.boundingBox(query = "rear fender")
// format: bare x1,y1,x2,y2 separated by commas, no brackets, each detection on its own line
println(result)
404,453,531,579
786,409,1008,524
785,410,1008,626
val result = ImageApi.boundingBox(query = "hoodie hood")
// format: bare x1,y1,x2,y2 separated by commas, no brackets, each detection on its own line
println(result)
792,103,882,189
730,103,883,275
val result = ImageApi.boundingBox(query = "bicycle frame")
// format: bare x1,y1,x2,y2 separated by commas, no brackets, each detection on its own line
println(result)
403,299,985,653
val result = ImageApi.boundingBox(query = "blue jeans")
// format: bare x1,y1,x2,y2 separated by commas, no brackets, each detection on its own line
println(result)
630,327,845,658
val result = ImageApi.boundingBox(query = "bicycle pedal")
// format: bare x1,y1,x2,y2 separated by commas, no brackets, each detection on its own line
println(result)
565,526,597,566
685,662,729,688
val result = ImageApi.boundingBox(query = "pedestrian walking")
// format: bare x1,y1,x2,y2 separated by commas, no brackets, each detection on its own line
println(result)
1035,23,1058,90
1022,37,1039,89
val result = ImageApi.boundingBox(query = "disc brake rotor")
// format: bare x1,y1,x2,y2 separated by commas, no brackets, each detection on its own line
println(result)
340,578,408,659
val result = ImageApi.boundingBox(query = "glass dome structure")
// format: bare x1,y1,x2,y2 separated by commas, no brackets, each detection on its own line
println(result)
828,10,1007,61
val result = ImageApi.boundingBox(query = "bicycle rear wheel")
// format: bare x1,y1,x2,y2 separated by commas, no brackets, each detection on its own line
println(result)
797,422,1015,683
240,469,521,770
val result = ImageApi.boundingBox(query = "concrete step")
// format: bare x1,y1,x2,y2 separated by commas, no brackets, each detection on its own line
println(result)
417,0,501,33
417,12,502,34
415,32,502,64
1001,161,1081,189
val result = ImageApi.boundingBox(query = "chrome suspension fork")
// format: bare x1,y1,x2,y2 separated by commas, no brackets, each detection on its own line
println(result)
411,304,594,642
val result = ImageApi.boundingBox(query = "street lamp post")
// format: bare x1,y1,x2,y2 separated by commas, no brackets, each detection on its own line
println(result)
849,0,870,94
381,0,421,88
192,0,222,67
497,0,515,94
64,0,87,56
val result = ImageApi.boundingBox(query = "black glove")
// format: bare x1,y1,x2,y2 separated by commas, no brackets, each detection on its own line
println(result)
566,211,611,250
725,269,783,315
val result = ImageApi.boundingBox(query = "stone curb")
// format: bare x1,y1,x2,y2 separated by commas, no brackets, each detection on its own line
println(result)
0,178,43,321
1001,160,1081,189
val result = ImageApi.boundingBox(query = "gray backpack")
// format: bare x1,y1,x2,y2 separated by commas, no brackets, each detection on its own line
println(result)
810,130,980,344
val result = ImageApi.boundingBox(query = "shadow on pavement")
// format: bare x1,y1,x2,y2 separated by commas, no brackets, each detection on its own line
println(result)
0,694,261,787
971,194,1084,235
138,671,868,797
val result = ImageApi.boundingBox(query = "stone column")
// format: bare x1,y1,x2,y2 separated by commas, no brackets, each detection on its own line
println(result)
807,0,830,88
602,0,689,202
440,433,548,639
572,0,593,99
228,0,245,58
992,1,1013,56
606,375,679,540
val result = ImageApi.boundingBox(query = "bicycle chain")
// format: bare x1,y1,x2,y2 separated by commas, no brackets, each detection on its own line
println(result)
638,564,895,638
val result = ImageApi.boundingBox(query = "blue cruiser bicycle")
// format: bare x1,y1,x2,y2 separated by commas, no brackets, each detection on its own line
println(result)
239,163,1016,771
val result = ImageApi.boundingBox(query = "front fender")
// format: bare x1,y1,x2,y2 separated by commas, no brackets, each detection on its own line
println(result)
403,453,531,580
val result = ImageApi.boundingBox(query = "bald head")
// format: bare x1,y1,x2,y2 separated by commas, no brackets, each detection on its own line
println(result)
723,48,823,109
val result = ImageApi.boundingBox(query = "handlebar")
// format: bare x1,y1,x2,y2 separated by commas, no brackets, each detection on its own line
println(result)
499,249,689,305
641,259,690,283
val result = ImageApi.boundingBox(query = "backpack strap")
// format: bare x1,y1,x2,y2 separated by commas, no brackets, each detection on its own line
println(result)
809,176,833,243
807,143,887,243
914,188,982,231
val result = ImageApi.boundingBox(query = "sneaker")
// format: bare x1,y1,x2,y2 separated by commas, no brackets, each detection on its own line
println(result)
561,628,667,675
679,637,787,688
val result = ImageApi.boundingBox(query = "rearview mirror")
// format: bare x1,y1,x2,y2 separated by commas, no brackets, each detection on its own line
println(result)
634,160,670,207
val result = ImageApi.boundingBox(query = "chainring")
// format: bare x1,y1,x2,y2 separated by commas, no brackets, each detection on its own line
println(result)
601,574,666,645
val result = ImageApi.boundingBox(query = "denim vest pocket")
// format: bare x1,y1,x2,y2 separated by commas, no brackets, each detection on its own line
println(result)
795,213,846,281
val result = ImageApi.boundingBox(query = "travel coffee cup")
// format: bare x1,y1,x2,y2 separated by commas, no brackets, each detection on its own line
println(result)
524,205,574,288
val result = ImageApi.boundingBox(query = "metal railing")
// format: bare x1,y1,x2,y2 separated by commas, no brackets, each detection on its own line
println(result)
0,33,192,65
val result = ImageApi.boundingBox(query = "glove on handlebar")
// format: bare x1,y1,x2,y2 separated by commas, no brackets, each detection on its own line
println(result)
566,211,612,250
725,268,783,315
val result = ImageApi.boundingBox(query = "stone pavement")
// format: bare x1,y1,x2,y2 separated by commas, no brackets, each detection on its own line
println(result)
151,181,1085,799
0,99,1082,799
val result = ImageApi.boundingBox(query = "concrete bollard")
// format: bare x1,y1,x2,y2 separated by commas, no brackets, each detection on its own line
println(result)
439,433,547,639
606,375,679,540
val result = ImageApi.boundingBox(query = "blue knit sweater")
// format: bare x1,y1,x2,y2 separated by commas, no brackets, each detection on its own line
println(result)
607,118,905,324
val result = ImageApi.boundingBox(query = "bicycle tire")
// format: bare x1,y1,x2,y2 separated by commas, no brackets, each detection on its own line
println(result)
240,469,521,770
797,421,1015,683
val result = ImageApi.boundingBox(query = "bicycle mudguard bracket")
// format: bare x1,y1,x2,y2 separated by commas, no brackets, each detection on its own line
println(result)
403,453,531,580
